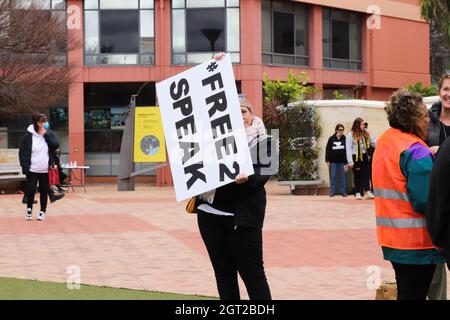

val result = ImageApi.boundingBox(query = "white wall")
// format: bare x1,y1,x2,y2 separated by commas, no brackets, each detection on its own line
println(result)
289,96,439,187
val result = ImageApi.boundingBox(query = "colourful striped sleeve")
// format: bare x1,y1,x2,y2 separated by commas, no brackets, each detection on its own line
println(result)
399,142,434,214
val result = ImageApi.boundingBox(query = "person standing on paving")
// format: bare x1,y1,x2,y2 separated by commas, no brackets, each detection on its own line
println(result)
19,114,61,221
427,136,450,269
195,52,273,300
325,123,348,197
423,73,450,300
346,117,376,200
372,89,445,300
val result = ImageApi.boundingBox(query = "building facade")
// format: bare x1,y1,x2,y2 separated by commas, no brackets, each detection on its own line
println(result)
0,0,430,184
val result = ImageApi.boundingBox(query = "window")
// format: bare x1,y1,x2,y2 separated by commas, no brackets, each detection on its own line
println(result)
323,8,362,70
262,0,309,66
172,0,240,65
5,0,67,65
84,83,156,176
84,0,154,65
15,0,66,9
0,105,68,160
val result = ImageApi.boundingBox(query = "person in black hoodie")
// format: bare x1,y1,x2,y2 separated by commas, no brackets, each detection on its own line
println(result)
19,114,61,221
196,92,273,300
427,136,450,271
325,124,347,197
425,73,450,300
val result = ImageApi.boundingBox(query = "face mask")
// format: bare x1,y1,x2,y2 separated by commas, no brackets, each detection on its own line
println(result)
43,122,50,130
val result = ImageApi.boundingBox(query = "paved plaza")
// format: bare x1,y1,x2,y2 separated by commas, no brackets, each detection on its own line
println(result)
1,181,448,299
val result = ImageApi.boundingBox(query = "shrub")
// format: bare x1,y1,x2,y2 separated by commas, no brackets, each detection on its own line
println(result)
263,72,321,181
405,82,439,97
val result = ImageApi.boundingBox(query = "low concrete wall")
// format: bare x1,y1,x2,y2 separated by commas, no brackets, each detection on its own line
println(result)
0,148,19,164
0,148,22,193
289,96,439,188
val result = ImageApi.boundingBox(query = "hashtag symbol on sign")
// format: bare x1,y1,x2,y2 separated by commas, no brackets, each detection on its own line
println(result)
207,62,218,72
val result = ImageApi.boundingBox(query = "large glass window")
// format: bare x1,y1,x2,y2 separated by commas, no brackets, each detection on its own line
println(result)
0,105,68,164
6,0,67,65
262,0,309,66
84,0,154,65
172,0,240,65
84,83,156,176
323,8,362,70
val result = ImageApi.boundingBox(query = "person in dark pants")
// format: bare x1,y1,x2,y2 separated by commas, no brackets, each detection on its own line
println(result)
424,73,450,300
197,90,272,300
325,124,347,197
19,114,60,221
346,117,376,200
373,89,445,300
427,136,450,270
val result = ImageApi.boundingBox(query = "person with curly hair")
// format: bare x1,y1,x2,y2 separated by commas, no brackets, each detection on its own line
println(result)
346,117,376,199
372,89,445,300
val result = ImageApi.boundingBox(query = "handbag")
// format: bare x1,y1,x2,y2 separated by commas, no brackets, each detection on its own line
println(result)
186,196,198,214
48,165,60,186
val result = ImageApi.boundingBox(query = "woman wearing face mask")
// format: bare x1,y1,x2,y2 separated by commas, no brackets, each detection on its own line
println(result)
19,114,60,221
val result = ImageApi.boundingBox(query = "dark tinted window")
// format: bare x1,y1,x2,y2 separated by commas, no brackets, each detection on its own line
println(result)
100,10,139,53
186,9,225,52
84,83,155,107
273,11,294,55
85,131,111,152
261,0,309,66
332,20,349,59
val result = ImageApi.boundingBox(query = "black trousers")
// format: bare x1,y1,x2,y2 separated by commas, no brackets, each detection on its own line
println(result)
392,262,437,300
352,153,370,194
26,172,49,212
197,212,272,300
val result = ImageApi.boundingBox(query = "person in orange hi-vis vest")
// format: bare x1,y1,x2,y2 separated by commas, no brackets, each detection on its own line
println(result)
372,89,445,300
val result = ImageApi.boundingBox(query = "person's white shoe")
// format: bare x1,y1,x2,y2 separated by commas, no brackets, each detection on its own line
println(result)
365,191,375,200
37,211,45,221
26,210,32,221
355,193,362,200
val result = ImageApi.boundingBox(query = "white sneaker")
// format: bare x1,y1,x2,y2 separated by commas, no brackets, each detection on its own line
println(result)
365,191,375,200
355,193,362,200
37,211,45,221
26,210,32,221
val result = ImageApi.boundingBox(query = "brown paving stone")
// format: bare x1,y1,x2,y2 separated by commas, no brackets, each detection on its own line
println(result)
0,214,158,235
0,181,448,299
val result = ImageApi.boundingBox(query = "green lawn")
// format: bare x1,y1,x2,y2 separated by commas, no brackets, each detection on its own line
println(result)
0,277,217,300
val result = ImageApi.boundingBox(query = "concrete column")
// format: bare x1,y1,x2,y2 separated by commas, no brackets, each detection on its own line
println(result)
310,5,323,97
67,0,85,185
240,0,263,117
155,0,173,186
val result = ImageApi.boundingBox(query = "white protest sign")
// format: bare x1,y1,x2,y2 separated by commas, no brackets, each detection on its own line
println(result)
156,54,254,202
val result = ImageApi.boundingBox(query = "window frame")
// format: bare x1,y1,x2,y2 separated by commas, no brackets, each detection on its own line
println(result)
322,8,362,71
261,0,310,67
171,0,240,65
83,0,155,66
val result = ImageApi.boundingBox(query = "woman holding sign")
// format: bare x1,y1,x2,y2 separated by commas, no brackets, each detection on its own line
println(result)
197,82,273,300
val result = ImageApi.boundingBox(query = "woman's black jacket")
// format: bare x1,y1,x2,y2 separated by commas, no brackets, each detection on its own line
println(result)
427,101,442,147
19,130,60,175
202,135,274,229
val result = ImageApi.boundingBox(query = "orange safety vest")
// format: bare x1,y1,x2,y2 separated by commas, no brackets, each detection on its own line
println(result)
372,128,434,250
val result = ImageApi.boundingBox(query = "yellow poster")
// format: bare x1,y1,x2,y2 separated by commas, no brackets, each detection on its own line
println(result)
134,107,166,163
